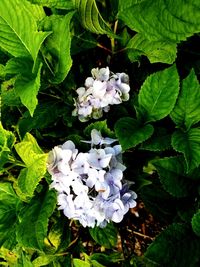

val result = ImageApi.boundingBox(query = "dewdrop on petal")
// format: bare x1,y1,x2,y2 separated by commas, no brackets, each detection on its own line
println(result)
47,129,137,228
73,67,131,121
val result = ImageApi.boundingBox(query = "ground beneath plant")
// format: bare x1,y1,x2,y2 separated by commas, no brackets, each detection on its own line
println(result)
78,200,166,260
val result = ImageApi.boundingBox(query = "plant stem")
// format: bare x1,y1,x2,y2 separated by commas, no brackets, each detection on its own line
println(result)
111,20,118,53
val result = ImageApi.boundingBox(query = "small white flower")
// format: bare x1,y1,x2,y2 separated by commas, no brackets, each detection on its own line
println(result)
92,80,107,99
88,148,112,170
91,67,110,81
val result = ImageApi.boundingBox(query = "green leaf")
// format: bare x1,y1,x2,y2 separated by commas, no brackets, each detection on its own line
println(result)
0,183,21,247
89,223,118,249
170,69,200,130
118,0,200,42
138,65,179,122
192,209,200,237
118,0,145,11
0,247,19,266
24,0,46,21
172,128,200,172
73,259,90,267
127,33,177,64
18,101,65,138
140,183,176,222
115,117,154,151
32,255,57,267
84,120,115,138
0,64,5,79
14,133,48,199
41,12,74,84
16,189,57,250
74,0,112,35
1,77,21,107
145,223,200,267
0,0,51,63
3,57,42,115
90,252,122,267
28,0,74,9
15,63,42,116
140,127,171,151
0,122,15,169
152,156,191,197
71,32,97,55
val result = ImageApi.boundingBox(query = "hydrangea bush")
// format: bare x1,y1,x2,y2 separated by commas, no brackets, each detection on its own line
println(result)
0,0,200,267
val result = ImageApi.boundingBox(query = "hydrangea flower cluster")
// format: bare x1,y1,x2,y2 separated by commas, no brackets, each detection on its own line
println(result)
73,67,130,121
47,129,137,228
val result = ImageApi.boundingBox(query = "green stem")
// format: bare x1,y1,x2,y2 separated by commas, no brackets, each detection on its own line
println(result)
111,20,118,53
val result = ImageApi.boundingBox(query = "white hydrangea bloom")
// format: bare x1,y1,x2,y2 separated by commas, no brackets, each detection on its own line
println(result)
73,67,131,121
47,129,137,228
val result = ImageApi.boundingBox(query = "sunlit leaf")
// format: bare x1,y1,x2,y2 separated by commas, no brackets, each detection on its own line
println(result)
28,0,74,9
73,0,113,35
127,33,177,64
0,122,15,169
14,133,48,199
0,0,50,63
118,0,200,42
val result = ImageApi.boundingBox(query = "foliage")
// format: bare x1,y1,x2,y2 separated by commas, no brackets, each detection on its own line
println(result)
0,0,200,266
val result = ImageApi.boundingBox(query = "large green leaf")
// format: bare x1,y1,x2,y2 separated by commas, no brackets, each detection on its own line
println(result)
14,133,48,200
89,223,118,249
0,183,21,247
0,0,50,63
138,65,179,122
145,223,200,267
114,117,154,151
16,189,57,250
28,0,74,9
172,128,200,172
127,33,177,64
73,0,112,35
0,122,15,169
171,69,200,130
118,0,200,42
40,12,74,84
192,209,200,237
152,156,191,197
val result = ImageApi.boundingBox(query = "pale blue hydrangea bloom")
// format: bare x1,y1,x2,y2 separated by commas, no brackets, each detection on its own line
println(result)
73,67,130,121
47,129,137,228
